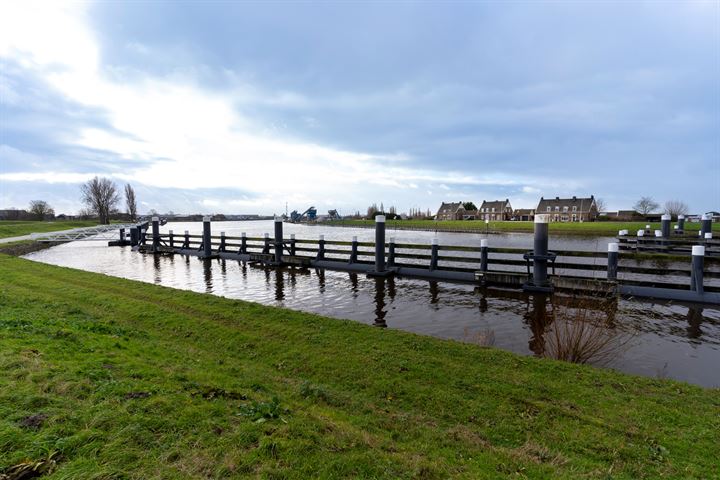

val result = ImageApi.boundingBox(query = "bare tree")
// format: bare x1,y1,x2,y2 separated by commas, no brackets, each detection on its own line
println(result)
80,176,120,225
664,200,689,218
28,200,54,220
124,183,138,221
594,198,607,212
633,196,659,216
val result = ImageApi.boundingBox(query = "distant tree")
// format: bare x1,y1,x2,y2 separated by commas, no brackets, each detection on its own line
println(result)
463,202,477,211
633,196,659,216
366,203,379,218
594,198,607,212
664,200,689,218
388,205,397,214
124,183,138,221
28,200,54,220
80,176,120,225
77,208,94,220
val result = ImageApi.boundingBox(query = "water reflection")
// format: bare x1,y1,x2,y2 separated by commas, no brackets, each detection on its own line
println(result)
687,306,703,340
525,295,553,356
373,277,388,328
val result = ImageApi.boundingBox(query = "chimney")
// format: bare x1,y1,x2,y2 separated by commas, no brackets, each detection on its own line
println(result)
555,196,559,200
572,196,576,200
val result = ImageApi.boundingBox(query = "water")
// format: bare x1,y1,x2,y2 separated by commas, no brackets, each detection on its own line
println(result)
24,220,720,387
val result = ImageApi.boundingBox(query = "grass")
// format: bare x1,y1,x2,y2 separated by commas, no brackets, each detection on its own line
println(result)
1,255,718,478
325,219,719,236
0,220,103,239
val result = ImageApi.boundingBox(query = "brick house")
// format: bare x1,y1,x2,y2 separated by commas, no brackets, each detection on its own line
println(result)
536,196,598,222
435,202,466,221
513,208,536,221
478,199,513,221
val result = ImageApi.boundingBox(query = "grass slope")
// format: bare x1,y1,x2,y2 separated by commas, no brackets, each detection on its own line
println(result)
0,221,102,239
0,255,718,478
325,219,718,236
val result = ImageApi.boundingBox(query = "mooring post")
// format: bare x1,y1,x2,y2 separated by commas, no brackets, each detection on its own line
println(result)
607,242,619,280
274,217,283,264
183,230,189,249
645,224,651,235
240,232,247,254
290,234,296,256
202,216,212,258
480,239,489,272
317,235,325,259
677,215,685,234
263,233,270,255
636,229,644,252
690,245,705,294
388,237,396,267
151,216,160,251
430,238,439,271
219,232,226,252
349,235,358,264
119,228,125,244
130,227,139,246
701,214,712,237
530,214,551,290
661,214,671,239
374,215,386,274
169,229,174,248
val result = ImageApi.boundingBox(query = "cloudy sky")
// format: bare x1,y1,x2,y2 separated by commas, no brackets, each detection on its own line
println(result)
1,1,718,216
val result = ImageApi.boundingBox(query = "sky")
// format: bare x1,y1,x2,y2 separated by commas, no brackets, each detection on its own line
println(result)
0,0,718,216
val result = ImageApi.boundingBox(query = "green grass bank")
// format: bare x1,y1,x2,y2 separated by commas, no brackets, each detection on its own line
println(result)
325,219,718,236
1,255,718,478
0,220,103,239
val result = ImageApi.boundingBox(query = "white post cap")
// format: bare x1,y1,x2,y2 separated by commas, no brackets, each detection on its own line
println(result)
608,242,619,253
184,230,189,235
485,219,489,224
661,214,671,221
352,235,357,242
203,215,211,222
242,232,246,237
389,237,395,244
264,232,269,238
274,216,282,222
692,245,705,256
705,232,713,239
535,214,550,223
376,215,386,223
152,216,159,222
702,213,711,220
699,230,703,237
290,233,295,239
169,229,173,234
432,238,438,245
674,225,678,230
480,239,488,247
618,230,623,236
678,215,685,220
637,230,645,237
319,234,324,240
645,224,651,229
654,230,662,237
220,231,225,236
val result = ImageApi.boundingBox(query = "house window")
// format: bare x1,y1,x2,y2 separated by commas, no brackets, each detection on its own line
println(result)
572,214,577,222
572,206,577,212
555,206,560,212
491,207,495,212
563,206,568,213
561,215,568,222
546,207,551,212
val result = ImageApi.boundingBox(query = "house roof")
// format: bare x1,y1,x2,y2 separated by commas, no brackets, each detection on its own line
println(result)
436,202,464,215
514,208,535,215
480,199,511,210
536,196,596,212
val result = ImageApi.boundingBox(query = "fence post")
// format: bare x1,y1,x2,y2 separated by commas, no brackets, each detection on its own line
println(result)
523,214,552,291
274,217,283,264
183,230,189,249
701,214,712,237
130,227,139,246
480,239,489,272
151,216,160,251
690,246,704,294
290,234,296,256
202,216,212,258
219,232,226,252
607,242,619,280
677,215,685,234
169,229,174,248
241,232,247,254
388,237,396,267
349,235,358,264
317,235,325,259
263,233,270,254
430,238,439,271
369,215,387,276
661,214,671,239
636,229,644,252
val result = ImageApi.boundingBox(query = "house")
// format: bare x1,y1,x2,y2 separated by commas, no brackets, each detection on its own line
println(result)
435,202,466,221
706,211,720,223
478,199,513,221
513,208,535,221
536,196,598,222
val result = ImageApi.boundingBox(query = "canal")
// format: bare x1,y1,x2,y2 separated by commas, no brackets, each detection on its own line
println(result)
24,220,720,387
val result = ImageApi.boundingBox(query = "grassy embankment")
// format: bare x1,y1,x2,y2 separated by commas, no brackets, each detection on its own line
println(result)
1,254,718,478
325,219,719,236
0,220,103,239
